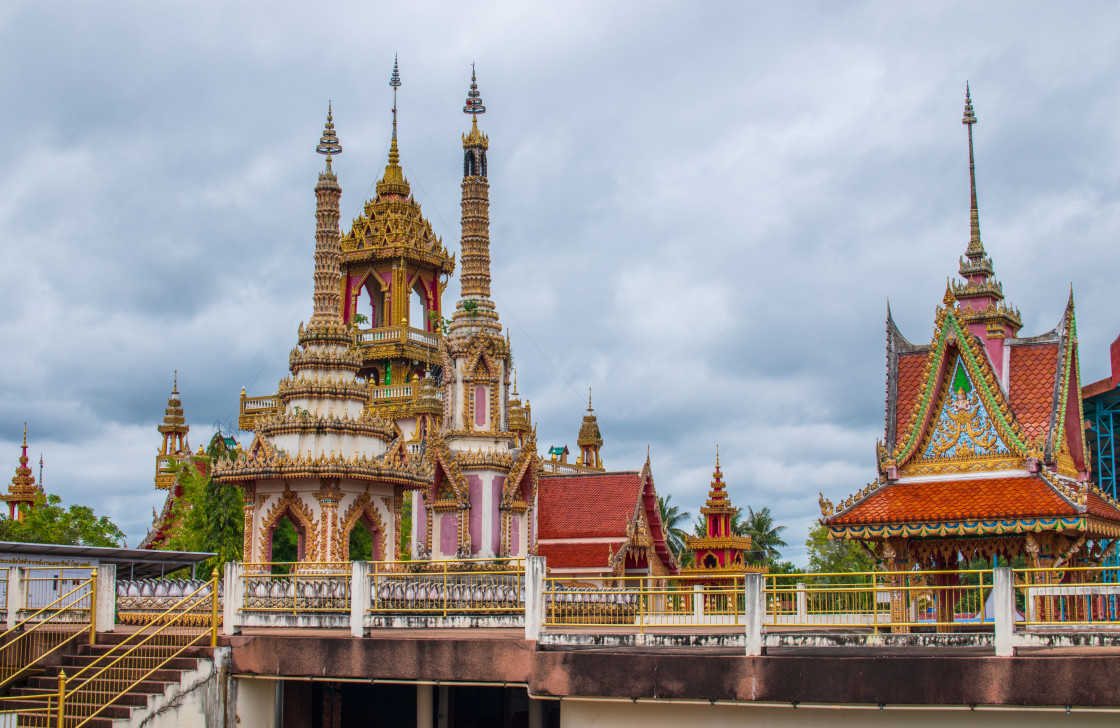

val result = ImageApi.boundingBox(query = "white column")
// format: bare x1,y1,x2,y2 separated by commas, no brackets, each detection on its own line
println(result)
796,582,807,623
745,573,764,656
350,560,371,638
223,562,245,636
416,684,434,728
993,566,1015,657
6,566,24,630
95,564,116,633
525,556,546,641
692,584,703,622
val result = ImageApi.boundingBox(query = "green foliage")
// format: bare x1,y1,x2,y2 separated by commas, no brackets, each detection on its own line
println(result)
656,494,691,563
0,493,125,547
427,310,451,335
351,312,370,326
741,506,788,566
161,435,244,575
348,523,372,561
270,519,298,573
463,300,478,317
805,523,875,578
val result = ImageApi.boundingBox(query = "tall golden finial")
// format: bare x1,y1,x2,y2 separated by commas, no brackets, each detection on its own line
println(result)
390,55,401,141
22,422,27,449
962,83,984,261
172,370,178,394
512,369,518,396
377,57,409,197
716,443,720,468
587,388,593,411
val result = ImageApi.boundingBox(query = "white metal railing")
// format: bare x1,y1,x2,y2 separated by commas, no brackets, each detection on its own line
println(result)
356,326,438,347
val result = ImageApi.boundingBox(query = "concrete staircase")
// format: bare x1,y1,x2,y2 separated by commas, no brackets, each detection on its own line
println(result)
4,633,217,727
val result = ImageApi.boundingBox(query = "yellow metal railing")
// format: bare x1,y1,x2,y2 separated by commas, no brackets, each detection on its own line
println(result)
242,562,351,614
370,559,524,617
38,570,219,728
544,575,745,632
0,573,96,690
765,570,992,632
1014,566,1120,627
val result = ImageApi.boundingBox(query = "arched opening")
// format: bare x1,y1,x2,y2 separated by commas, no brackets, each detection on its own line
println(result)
349,518,374,561
269,513,305,572
703,553,718,569
410,284,426,330
362,283,384,328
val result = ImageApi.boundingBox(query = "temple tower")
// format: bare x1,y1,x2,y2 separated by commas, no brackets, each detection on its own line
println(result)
3,424,42,520
215,103,430,566
339,59,455,445
576,391,604,470
418,67,539,559
682,448,756,581
155,373,191,490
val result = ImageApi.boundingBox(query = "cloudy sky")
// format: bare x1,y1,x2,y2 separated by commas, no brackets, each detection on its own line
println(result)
0,2,1117,561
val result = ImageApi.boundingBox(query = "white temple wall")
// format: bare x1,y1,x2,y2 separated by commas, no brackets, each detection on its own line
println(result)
270,431,387,461
284,397,366,420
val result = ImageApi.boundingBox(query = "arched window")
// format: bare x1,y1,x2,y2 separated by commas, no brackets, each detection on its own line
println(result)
269,514,305,571
410,285,426,330
704,554,718,569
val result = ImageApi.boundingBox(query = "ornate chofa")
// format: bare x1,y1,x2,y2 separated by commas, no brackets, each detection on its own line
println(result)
820,88,1120,633
337,58,454,439
215,100,431,566
2,424,42,520
416,67,539,560
682,448,759,581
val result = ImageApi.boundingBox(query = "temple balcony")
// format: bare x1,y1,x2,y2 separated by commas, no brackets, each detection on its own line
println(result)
355,325,440,363
238,392,281,431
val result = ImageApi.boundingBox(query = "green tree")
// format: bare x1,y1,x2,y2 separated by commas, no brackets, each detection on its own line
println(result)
0,494,125,547
656,494,691,563
805,523,875,577
398,495,412,559
741,506,788,566
162,434,245,575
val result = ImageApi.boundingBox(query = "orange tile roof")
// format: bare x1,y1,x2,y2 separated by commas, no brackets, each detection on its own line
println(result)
537,472,641,540
1008,343,1058,443
538,542,621,570
828,476,1078,526
894,352,927,449
1086,490,1120,521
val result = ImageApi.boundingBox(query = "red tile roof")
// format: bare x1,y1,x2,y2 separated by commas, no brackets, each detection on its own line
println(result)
1086,491,1120,521
828,476,1078,525
1008,343,1058,443
538,542,622,569
537,472,641,539
894,352,927,449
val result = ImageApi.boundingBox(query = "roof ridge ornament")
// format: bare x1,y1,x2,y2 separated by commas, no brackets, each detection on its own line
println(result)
962,82,984,262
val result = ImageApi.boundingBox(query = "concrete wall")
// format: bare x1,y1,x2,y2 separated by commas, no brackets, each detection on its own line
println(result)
560,700,1119,727
232,677,278,728
130,648,231,728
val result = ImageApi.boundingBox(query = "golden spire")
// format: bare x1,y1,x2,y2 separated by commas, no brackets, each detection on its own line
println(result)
961,83,986,263
716,443,720,468
4,421,40,512
377,56,410,198
309,104,345,329
456,64,495,312
587,388,593,411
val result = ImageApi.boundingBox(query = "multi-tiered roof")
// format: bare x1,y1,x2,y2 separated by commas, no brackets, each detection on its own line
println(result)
820,89,1120,568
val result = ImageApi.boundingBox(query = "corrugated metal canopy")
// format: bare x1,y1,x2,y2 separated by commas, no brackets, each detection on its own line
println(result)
0,541,215,579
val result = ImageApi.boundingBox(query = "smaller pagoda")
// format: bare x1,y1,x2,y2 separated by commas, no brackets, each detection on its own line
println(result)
3,424,43,520
681,448,759,582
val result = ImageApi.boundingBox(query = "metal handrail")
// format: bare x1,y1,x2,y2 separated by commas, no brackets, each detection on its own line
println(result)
0,572,96,690
57,570,219,727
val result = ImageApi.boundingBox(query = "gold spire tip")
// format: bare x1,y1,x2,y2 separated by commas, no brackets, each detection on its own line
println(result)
588,388,593,411
716,443,720,468
22,422,27,448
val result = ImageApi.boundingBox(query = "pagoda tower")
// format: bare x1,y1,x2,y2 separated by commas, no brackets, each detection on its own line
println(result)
154,372,191,490
214,104,430,565
339,58,456,445
3,424,43,520
576,391,605,471
141,375,208,549
417,68,540,559
682,448,755,581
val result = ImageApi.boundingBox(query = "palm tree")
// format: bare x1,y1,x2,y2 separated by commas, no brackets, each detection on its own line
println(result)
656,494,691,563
740,506,788,565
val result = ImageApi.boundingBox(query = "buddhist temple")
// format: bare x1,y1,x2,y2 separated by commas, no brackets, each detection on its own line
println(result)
3,424,42,520
537,457,678,583
213,91,431,565
820,88,1120,593
540,392,606,475
681,448,759,581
